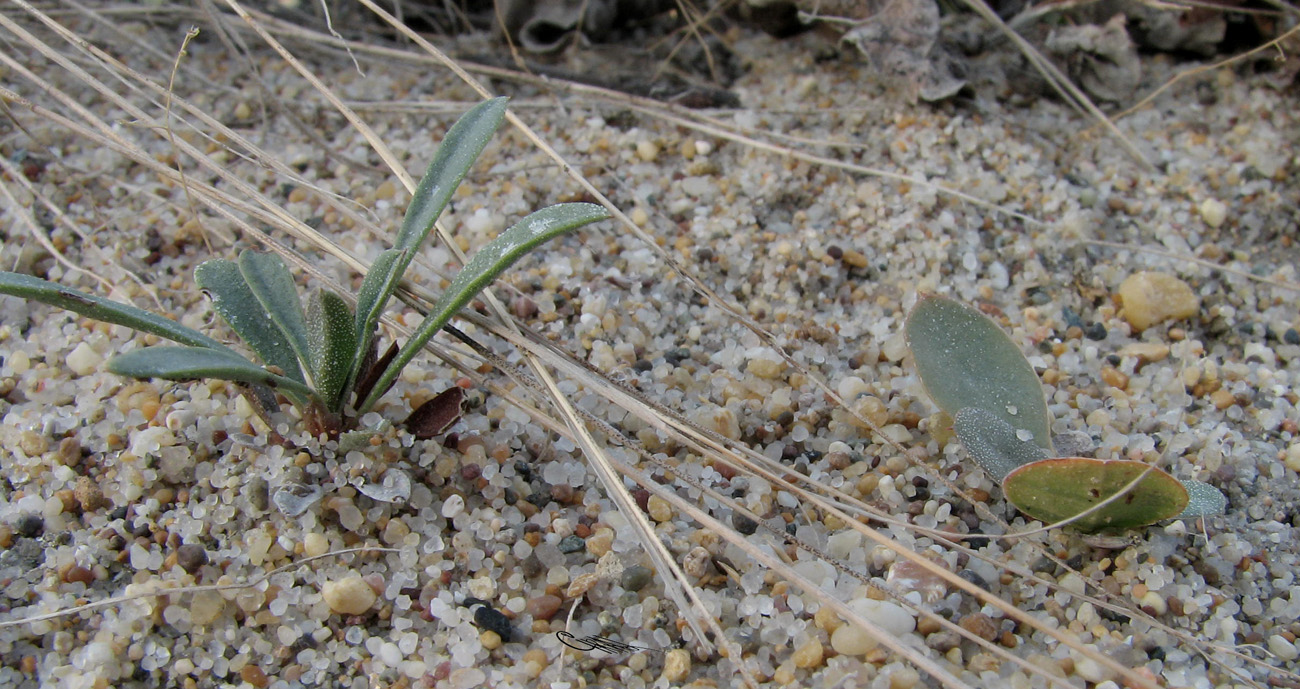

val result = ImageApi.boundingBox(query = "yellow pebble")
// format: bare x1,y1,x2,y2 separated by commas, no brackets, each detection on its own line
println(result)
647,495,672,522
792,637,824,668
660,648,690,682
480,630,501,650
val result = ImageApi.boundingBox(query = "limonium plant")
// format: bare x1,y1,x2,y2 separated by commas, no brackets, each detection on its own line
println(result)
905,293,1226,532
0,97,608,438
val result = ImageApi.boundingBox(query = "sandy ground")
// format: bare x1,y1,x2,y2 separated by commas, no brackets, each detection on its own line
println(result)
1,3,1299,689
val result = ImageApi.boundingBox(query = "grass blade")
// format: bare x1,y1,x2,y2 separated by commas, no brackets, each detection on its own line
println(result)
306,288,356,412
0,271,228,351
108,346,314,402
359,202,609,414
195,259,306,383
238,250,312,379
906,294,1053,452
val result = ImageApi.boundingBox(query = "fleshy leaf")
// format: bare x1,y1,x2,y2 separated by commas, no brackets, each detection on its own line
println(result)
1002,458,1189,532
305,289,356,412
906,294,1053,452
108,346,314,403
359,202,609,413
953,407,1051,482
1175,479,1226,519
0,271,228,351
195,259,305,383
238,251,312,379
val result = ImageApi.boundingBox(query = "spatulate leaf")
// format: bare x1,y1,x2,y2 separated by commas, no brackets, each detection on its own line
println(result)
1002,458,1189,532
238,250,312,378
906,294,1053,452
953,407,1051,482
306,288,356,411
195,259,306,383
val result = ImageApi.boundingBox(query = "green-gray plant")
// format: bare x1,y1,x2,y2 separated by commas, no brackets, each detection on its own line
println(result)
0,97,608,436
905,293,1226,532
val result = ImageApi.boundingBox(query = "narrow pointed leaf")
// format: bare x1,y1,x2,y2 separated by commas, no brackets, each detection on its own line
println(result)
238,251,312,378
1002,458,1189,532
359,202,609,413
0,271,228,351
395,97,508,256
1175,480,1227,519
906,294,1053,452
953,407,1051,482
195,259,305,383
306,289,356,412
108,346,314,402
348,248,408,392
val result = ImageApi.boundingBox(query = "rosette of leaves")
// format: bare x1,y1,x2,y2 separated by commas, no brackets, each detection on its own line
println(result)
0,97,608,437
904,294,1225,532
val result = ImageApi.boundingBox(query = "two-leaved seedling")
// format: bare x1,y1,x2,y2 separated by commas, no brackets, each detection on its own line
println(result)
905,294,1226,532
0,98,608,438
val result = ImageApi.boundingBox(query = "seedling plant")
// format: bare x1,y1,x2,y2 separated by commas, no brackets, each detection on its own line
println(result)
905,293,1226,532
0,98,608,438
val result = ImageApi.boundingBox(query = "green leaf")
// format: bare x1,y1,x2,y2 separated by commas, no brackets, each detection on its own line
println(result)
306,289,356,412
953,407,1051,482
359,202,609,413
395,98,509,256
1175,479,1227,519
1002,458,1190,532
349,248,409,393
108,346,314,403
195,259,305,383
0,271,228,351
238,251,312,379
906,294,1053,452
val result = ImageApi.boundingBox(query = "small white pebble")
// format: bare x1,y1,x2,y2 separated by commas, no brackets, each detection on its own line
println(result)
304,533,329,558
441,494,465,519
1269,635,1299,662
66,342,103,376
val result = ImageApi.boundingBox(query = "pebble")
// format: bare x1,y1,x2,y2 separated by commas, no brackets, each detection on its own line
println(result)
1199,197,1227,228
1117,271,1200,331
175,544,208,574
303,532,329,558
1268,634,1299,662
586,528,613,557
321,574,377,615
621,565,653,591
792,637,824,668
526,594,562,621
661,648,691,682
1117,342,1170,363
59,563,95,585
887,559,948,604
66,342,103,376
747,356,785,379
959,612,999,641
557,534,585,553
647,495,672,522
636,140,660,162
472,605,513,641
14,514,43,538
830,624,875,656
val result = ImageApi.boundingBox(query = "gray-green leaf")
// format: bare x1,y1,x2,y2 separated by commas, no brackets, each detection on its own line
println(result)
108,346,314,403
1175,479,1227,519
306,288,356,411
906,294,1053,452
238,250,312,380
953,407,1051,482
359,202,609,413
0,271,228,351
195,259,305,383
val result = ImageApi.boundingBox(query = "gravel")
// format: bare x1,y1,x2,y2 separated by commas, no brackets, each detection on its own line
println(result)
1,6,1299,689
